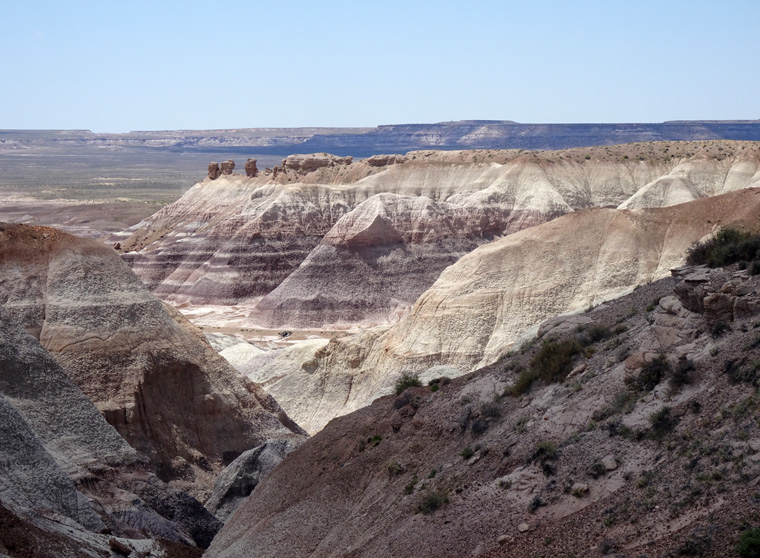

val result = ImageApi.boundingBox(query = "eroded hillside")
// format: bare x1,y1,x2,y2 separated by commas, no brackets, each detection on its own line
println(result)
238,188,760,434
121,142,760,332
207,262,760,557
0,222,307,556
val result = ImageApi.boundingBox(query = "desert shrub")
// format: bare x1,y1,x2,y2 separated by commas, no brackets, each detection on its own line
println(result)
528,495,546,513
670,359,695,391
428,377,450,391
530,338,582,384
649,406,677,438
531,441,558,463
414,490,449,514
711,321,731,337
737,527,760,558
505,368,539,396
531,441,558,475
470,419,488,435
395,372,421,395
626,355,671,392
386,461,404,477
514,416,529,433
460,446,474,459
403,474,418,495
588,460,606,479
576,324,612,346
479,401,501,418
687,226,760,267
725,359,760,386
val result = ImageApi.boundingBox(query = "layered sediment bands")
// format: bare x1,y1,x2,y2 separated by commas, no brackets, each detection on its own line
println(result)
122,143,760,327
0,223,305,491
255,188,760,434
253,193,485,328
0,305,222,548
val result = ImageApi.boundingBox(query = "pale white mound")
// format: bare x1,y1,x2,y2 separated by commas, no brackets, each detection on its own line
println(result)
264,188,760,434
218,342,265,368
618,155,760,209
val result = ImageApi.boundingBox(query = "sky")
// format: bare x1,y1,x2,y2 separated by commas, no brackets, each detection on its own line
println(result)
2,0,759,132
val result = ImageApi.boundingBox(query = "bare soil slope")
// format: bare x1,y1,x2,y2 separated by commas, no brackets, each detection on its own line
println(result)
208,265,760,558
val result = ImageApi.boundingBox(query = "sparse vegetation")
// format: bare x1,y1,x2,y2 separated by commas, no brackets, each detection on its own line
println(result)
669,359,695,391
395,372,421,395
386,461,404,477
649,406,676,439
460,447,475,460
428,377,450,393
687,226,760,268
507,338,582,396
626,354,671,392
415,490,449,514
737,527,760,558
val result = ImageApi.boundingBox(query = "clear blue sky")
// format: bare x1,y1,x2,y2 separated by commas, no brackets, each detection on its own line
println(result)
2,0,758,132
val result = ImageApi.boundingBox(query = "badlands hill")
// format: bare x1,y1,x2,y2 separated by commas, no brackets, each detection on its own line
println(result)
0,223,306,554
121,142,760,331
208,262,760,557
240,188,760,434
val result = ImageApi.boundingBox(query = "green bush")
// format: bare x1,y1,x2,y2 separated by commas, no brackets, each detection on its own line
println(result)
737,527,760,558
531,339,582,384
649,406,676,438
395,372,421,395
576,324,612,346
669,359,695,391
415,490,449,514
626,355,671,392
687,226,760,268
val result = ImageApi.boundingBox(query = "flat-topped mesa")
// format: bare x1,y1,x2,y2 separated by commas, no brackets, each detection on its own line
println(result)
244,158,258,177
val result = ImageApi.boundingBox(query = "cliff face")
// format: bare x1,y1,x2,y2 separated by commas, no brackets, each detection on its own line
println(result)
121,142,760,331
0,223,305,495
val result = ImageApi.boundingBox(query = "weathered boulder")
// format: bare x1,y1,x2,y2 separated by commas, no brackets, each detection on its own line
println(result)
208,162,221,180
244,158,258,178
205,438,301,521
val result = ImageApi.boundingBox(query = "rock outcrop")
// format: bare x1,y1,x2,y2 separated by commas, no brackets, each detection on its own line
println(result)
0,223,305,494
281,152,353,174
220,159,235,175
208,162,221,180
204,438,301,521
244,158,258,177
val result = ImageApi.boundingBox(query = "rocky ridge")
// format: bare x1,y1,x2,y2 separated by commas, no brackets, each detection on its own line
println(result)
121,142,760,332
207,262,760,557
